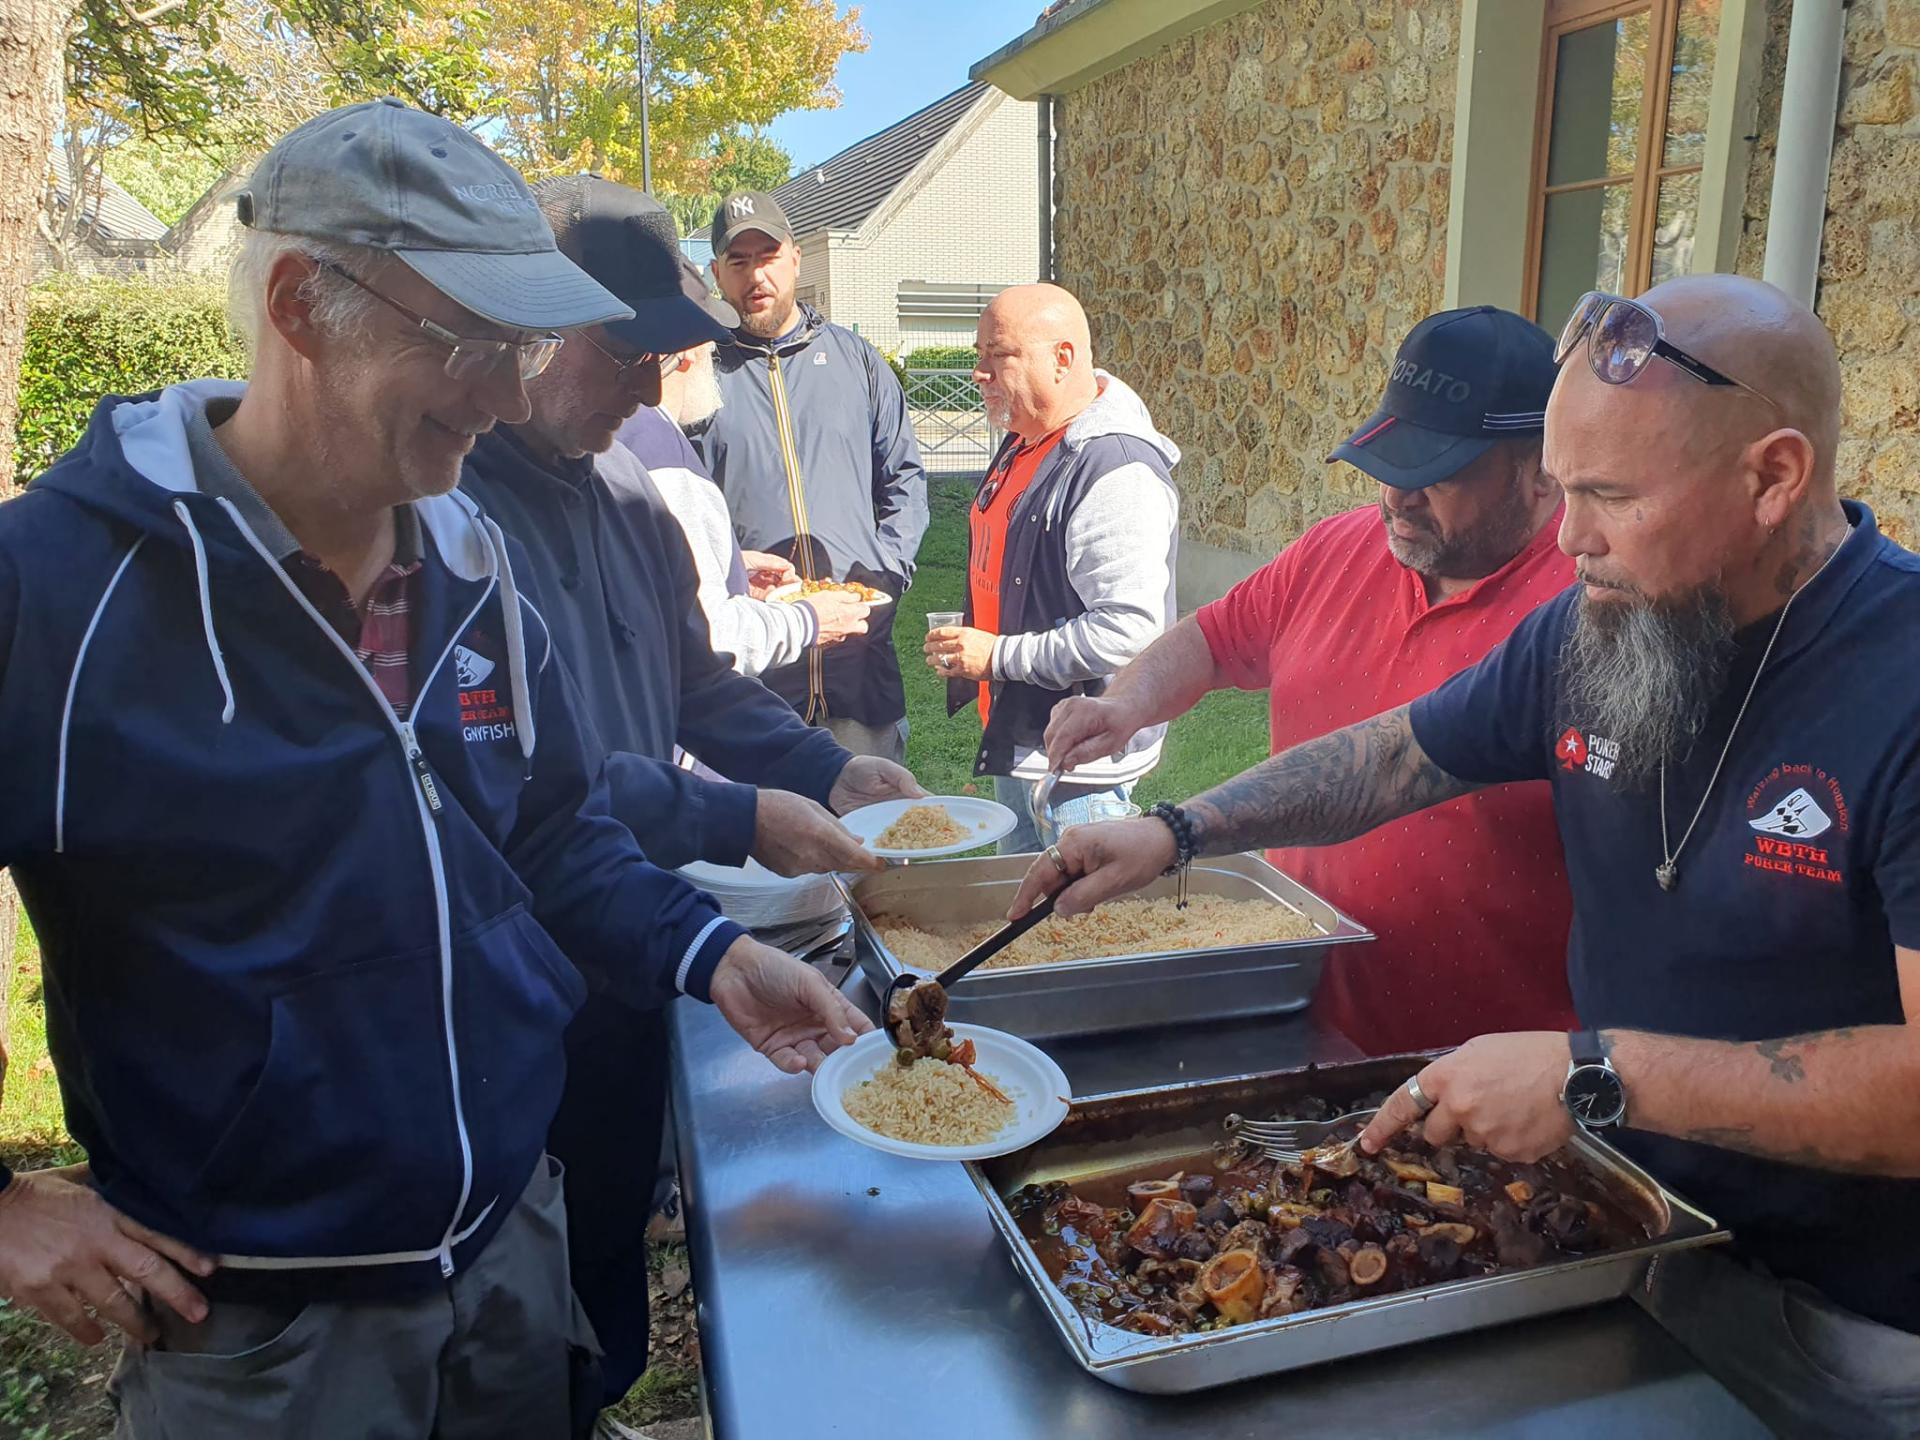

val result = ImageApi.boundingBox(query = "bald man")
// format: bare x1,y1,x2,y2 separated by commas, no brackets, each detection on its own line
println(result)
1009,277,1920,1434
924,283,1181,849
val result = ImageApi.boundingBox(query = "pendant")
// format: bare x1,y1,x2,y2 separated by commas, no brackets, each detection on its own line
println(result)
1655,861,1678,893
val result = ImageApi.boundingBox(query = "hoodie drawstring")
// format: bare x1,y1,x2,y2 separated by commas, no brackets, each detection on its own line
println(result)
483,516,538,777
172,501,237,724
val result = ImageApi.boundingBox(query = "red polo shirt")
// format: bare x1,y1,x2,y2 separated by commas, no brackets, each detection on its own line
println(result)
1195,504,1578,1055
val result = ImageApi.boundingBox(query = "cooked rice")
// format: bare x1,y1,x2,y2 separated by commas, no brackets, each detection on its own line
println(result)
875,804,970,850
843,1056,1015,1145
874,893,1320,971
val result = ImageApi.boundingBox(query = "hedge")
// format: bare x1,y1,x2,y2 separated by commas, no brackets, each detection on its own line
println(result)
899,344,980,407
901,344,977,372
16,279,249,485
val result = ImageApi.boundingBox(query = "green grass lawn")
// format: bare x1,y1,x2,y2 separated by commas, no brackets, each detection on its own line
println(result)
0,477,1270,1433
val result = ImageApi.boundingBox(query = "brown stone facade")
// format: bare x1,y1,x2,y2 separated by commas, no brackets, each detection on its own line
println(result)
1760,0,1920,547
1055,0,1919,559
1052,0,1459,558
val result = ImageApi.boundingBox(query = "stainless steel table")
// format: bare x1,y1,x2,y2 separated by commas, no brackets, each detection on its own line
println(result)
669,974,1765,1439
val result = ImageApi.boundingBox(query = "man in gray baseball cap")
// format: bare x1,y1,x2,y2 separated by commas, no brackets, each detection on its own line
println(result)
0,102,871,1437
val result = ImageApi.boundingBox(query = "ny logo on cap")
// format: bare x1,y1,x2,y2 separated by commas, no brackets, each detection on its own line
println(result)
729,196,755,218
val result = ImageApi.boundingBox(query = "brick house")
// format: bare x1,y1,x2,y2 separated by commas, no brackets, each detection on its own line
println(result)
975,0,1918,599
36,159,248,284
770,81,1043,357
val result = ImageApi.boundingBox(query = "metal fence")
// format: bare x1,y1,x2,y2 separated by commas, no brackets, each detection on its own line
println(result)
904,367,999,478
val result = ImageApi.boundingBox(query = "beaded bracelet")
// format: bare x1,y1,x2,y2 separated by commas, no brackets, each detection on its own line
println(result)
1147,801,1198,875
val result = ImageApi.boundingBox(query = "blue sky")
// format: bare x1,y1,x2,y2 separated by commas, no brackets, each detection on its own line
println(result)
766,3,1042,171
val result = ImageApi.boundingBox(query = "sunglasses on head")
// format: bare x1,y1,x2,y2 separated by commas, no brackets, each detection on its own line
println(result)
1555,291,1779,411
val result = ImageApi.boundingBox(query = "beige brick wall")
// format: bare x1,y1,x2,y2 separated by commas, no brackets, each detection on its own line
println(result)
1733,0,1920,548
1052,0,1459,558
808,92,1042,356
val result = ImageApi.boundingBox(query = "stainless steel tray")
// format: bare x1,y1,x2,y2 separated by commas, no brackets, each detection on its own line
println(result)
838,852,1373,1039
968,1055,1729,1393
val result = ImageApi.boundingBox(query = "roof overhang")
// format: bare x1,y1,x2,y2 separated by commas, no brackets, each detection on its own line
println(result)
971,0,1269,99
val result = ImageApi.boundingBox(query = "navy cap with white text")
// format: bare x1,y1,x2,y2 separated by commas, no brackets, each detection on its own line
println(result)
1328,306,1556,490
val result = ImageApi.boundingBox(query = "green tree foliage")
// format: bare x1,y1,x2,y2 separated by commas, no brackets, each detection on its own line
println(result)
14,280,247,484
662,129,792,241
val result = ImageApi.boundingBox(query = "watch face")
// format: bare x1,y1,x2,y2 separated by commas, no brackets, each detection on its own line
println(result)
1565,1065,1626,1127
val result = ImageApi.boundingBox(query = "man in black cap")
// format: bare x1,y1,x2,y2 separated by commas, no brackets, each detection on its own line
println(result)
459,174,922,1413
695,190,929,760
1046,306,1578,1056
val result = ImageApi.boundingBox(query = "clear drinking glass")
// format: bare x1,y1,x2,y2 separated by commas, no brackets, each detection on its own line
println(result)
925,610,964,632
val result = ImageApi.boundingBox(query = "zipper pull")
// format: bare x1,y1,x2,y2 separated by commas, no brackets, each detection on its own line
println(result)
403,724,445,818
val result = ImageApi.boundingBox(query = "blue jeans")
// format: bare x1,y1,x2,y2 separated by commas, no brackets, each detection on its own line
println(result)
992,774,1138,855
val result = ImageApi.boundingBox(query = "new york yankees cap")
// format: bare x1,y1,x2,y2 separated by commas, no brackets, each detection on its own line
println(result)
235,98,632,334
1328,306,1557,490
709,190,794,254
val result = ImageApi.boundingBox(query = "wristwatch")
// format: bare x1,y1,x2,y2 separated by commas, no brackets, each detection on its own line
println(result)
1562,1029,1627,1130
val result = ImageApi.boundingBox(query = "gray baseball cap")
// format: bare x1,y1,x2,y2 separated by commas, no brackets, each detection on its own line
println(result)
236,98,632,334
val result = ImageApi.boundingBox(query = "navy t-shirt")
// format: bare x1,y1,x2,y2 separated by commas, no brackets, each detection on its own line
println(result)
1410,502,1920,1333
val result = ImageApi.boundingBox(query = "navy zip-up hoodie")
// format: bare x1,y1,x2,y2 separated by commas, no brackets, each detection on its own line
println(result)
461,426,848,869
0,381,744,1288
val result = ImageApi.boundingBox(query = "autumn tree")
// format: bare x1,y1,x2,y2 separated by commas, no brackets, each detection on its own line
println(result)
479,0,862,194
662,129,792,239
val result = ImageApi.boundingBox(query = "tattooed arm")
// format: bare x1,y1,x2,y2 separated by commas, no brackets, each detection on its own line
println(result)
1184,704,1481,856
1359,947,1920,1174
1009,705,1482,918
1604,947,1920,1175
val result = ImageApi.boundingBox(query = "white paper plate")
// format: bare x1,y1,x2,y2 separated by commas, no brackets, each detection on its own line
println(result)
811,1023,1071,1162
768,581,894,608
677,858,843,927
838,796,1016,858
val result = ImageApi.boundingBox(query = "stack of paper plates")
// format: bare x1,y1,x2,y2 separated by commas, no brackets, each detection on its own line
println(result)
677,857,846,931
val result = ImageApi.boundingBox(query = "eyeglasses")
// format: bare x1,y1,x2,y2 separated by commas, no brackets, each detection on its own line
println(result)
577,329,666,378
1555,291,1779,411
320,262,564,382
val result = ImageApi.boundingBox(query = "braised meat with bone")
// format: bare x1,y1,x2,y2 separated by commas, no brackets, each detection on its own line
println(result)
1009,1106,1640,1337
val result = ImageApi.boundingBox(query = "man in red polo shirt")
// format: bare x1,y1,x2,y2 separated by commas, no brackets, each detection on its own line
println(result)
1047,306,1576,1054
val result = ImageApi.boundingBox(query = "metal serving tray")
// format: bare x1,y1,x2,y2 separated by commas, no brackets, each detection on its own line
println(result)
969,1055,1729,1394
838,852,1373,1039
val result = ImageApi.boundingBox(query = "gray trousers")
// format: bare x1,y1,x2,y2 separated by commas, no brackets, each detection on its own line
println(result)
824,714,907,763
110,1158,597,1439
1639,1248,1920,1439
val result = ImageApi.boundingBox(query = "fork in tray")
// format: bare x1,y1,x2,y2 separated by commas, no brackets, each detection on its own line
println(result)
1222,1108,1379,1167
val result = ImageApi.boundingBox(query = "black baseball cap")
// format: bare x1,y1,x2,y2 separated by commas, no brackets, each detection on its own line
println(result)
1328,306,1557,490
534,174,737,353
710,190,794,254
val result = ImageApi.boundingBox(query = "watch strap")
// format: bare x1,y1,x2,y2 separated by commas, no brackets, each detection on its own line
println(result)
1569,1028,1609,1069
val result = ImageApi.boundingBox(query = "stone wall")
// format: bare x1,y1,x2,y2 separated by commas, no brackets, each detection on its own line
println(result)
1799,0,1920,547
1052,0,1460,559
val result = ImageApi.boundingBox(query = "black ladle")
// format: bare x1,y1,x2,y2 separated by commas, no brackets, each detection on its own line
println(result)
880,892,1059,1045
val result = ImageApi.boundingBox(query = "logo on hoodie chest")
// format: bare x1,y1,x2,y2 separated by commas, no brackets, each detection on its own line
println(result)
456,631,517,744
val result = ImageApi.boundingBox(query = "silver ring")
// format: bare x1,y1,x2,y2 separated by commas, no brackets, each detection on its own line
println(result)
939,656,951,669
1405,1074,1436,1117
1046,844,1068,875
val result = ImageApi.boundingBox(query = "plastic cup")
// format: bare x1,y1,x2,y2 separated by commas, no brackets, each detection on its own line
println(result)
925,610,964,633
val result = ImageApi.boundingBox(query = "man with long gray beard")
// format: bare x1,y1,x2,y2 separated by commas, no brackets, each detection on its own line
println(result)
1011,275,1920,1436
618,333,872,676
1046,307,1577,1054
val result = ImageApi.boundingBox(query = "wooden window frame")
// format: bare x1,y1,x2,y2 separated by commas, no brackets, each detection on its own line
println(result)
1523,0,1708,323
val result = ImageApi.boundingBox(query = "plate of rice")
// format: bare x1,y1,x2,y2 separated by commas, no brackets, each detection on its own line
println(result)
839,797,1018,858
811,1023,1071,1161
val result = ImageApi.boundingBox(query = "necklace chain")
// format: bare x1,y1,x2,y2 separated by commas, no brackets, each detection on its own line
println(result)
1655,526,1852,892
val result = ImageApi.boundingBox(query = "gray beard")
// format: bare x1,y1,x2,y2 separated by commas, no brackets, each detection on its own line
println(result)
1560,582,1737,788
679,359,725,428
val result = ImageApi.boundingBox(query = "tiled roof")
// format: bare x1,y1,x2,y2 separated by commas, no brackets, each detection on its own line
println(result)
773,82,989,237
47,149,168,243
